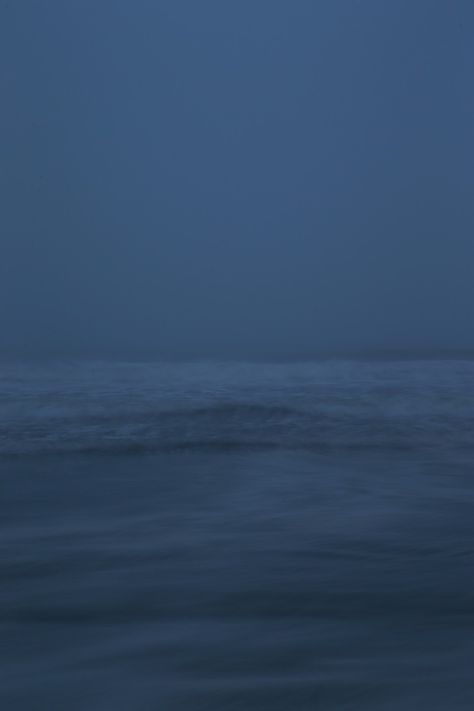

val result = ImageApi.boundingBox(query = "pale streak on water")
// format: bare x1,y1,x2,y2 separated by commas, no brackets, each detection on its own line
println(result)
1,361,474,709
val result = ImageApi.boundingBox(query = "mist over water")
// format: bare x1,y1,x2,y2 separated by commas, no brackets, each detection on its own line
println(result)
2,0,474,708
1,0,474,360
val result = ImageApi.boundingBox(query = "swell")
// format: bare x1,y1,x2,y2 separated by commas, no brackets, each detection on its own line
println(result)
0,436,470,459
2,402,474,457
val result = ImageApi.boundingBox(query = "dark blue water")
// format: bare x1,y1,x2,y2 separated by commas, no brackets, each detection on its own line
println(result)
2,361,474,709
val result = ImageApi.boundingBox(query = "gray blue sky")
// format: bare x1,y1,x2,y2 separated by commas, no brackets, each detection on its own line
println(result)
1,0,473,359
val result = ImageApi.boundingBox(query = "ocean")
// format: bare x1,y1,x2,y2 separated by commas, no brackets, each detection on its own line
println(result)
1,360,474,709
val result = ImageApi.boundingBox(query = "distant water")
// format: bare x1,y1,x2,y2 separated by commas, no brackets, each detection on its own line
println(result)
2,361,474,709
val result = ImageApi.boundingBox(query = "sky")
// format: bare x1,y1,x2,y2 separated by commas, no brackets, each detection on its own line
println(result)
1,0,473,360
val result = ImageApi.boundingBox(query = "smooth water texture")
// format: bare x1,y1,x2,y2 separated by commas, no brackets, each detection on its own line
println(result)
1,361,474,709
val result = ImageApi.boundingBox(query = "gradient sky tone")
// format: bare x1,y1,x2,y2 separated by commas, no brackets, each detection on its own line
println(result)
1,0,473,359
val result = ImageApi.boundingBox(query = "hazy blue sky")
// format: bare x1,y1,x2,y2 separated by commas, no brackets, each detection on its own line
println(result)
1,0,473,359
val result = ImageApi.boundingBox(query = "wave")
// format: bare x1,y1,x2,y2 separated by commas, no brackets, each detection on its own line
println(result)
2,408,474,457
2,440,426,459
2,361,474,456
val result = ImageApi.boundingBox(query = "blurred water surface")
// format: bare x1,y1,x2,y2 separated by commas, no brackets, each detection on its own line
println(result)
1,360,474,709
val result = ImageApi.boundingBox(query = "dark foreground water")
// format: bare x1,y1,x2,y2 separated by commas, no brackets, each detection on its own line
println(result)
1,361,474,709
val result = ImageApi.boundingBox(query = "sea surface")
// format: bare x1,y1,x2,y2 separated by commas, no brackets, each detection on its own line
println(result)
1,360,474,709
